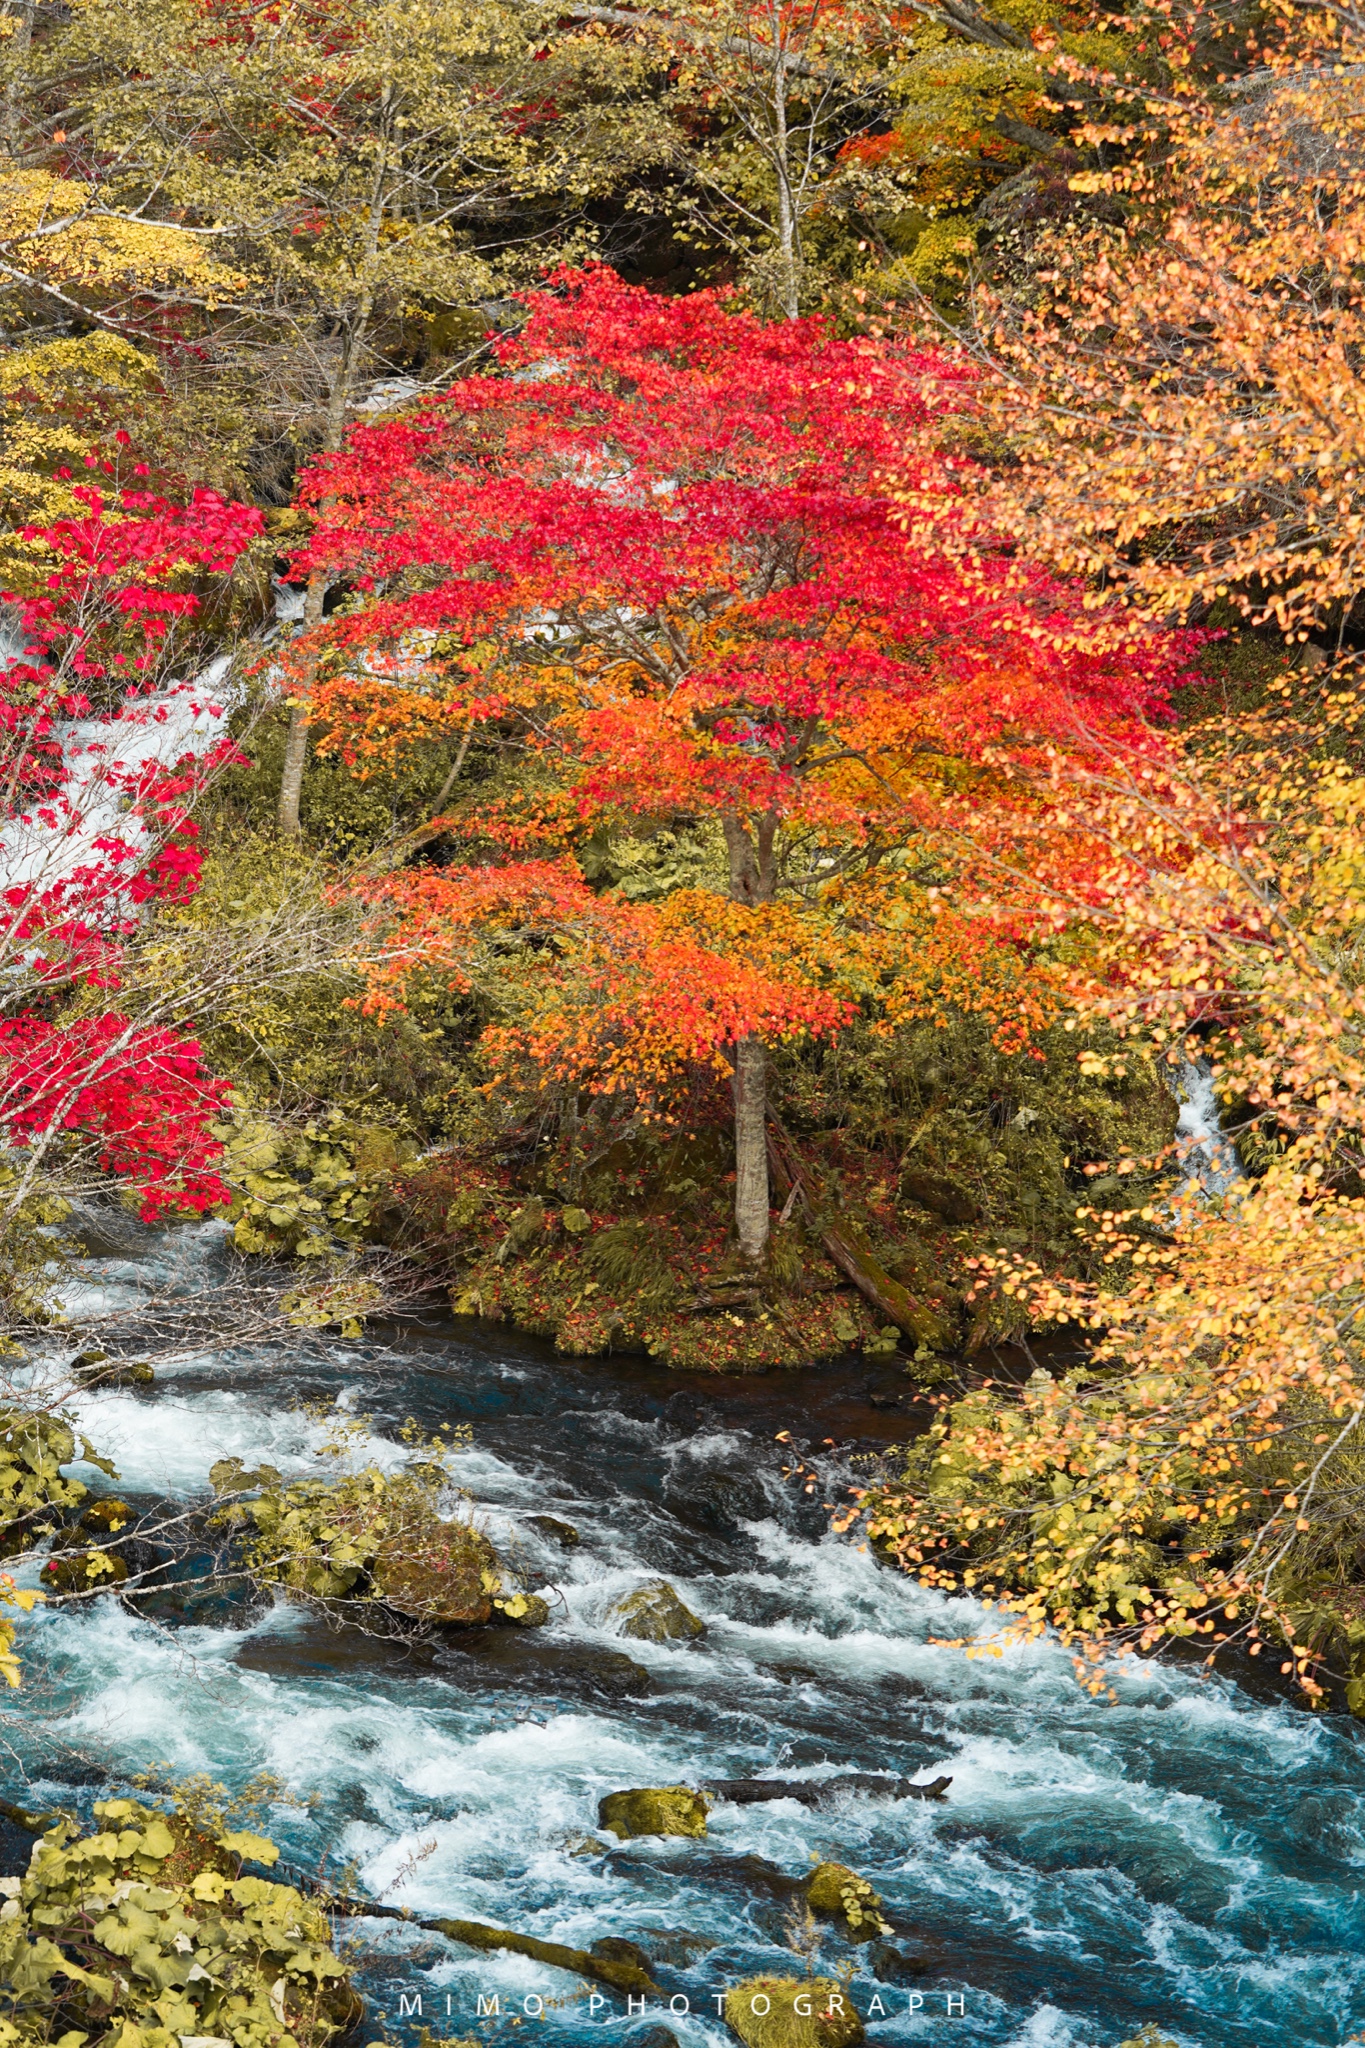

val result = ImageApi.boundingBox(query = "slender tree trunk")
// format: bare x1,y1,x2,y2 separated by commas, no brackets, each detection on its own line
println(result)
4,4,33,156
276,570,326,835
278,99,392,836
724,811,778,1262
732,1033,770,1263
771,54,801,321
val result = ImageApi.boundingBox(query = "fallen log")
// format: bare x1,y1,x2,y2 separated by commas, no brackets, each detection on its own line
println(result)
765,1120,953,1348
702,1773,951,1806
0,1796,63,1834
326,1896,660,1996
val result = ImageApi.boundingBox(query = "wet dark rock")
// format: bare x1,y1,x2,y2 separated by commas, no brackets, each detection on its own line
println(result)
645,1929,720,1965
437,1633,651,1700
609,1579,706,1642
769,1661,825,1687
704,1772,951,1807
592,1936,653,1973
644,1851,799,1899
867,1942,931,1985
663,1468,769,1539
235,1617,439,1679
527,1515,580,1547
630,2028,681,2048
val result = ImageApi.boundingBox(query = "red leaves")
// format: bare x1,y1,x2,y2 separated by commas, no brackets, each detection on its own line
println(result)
12,485,263,691
0,474,259,1218
289,268,1187,1099
0,1015,230,1219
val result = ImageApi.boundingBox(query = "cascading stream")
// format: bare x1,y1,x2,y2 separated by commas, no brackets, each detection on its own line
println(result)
6,1219,1364,2048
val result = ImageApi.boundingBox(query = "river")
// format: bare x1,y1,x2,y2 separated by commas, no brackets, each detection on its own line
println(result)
8,1217,1365,2048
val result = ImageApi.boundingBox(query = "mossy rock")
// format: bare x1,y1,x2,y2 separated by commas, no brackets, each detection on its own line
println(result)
806,1862,889,1940
371,1512,500,1626
724,1977,865,2048
79,1498,134,1535
528,1514,580,1546
597,1785,709,1839
41,1548,130,1594
492,1590,551,1627
72,1352,153,1386
609,1579,705,1642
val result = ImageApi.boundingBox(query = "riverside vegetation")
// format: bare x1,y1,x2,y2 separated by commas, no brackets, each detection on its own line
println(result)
0,0,1358,2039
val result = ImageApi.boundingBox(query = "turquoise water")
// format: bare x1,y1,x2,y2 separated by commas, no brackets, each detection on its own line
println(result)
10,1222,1365,2048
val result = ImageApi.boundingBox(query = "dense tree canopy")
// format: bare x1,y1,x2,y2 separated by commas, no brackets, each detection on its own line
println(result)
281,267,1183,1263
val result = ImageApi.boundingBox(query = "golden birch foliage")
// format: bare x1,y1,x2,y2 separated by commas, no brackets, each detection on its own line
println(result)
8,0,655,444
0,169,245,301
893,5,1365,632
859,682,1365,1704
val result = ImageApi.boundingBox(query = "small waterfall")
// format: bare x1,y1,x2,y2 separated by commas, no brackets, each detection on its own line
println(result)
1174,1059,1243,1200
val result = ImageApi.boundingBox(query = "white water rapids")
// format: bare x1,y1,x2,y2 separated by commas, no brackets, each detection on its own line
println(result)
3,1217,1361,2048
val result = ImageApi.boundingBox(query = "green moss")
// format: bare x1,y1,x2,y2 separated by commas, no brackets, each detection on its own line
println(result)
805,1862,889,1939
596,1786,710,1839
723,1977,865,2048
609,1580,706,1642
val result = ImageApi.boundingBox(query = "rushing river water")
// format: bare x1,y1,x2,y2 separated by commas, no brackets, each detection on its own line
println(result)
9,1220,1365,2048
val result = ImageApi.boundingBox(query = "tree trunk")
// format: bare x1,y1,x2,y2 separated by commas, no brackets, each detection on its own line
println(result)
723,811,777,1263
276,570,326,837
732,1033,769,1264
765,1117,953,1347
276,111,390,835
771,54,802,320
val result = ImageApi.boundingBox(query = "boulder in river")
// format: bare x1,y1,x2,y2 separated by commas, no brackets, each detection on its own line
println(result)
42,1548,129,1593
371,1511,500,1625
723,1977,865,2048
597,1785,709,1838
71,1351,154,1387
492,1590,551,1627
592,1935,654,1973
609,1579,705,1642
79,1498,134,1535
528,1514,581,1546
805,1861,889,1939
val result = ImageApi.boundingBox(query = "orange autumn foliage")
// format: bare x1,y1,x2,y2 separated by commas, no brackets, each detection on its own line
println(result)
283,268,1185,1250
858,672,1365,1704
896,1,1365,637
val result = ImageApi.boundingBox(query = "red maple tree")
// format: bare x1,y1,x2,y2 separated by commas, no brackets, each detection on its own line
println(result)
0,475,263,1221
284,268,1186,1265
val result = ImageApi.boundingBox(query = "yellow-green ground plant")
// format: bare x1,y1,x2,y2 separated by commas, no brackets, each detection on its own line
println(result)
0,1798,358,2048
